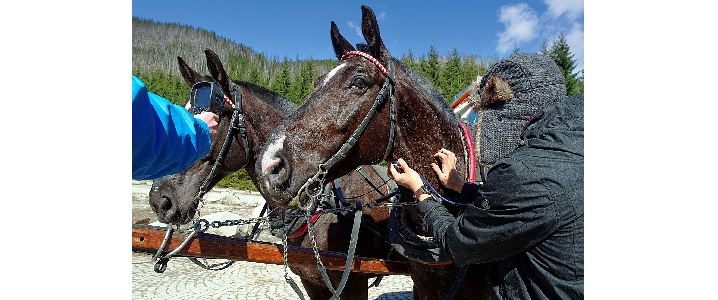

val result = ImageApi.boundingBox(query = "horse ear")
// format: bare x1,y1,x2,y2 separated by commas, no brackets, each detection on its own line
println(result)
177,56,204,87
204,49,232,93
360,5,390,65
331,21,355,59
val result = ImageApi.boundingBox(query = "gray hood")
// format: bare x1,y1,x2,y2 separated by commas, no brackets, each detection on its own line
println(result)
468,53,567,167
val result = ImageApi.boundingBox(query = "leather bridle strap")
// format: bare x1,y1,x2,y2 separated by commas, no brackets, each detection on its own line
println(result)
195,83,249,200
294,52,397,209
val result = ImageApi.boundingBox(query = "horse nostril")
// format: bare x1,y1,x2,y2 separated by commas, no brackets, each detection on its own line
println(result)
264,152,291,189
153,196,179,224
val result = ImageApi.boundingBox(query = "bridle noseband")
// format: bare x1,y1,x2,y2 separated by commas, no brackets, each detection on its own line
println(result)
196,83,250,201
293,51,397,209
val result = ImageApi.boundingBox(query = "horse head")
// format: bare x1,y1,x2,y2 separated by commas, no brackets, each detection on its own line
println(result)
257,5,466,210
149,49,293,224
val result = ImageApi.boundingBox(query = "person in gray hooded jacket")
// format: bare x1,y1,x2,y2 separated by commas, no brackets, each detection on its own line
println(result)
389,53,584,299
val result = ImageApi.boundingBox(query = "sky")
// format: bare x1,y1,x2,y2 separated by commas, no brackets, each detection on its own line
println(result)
132,0,584,72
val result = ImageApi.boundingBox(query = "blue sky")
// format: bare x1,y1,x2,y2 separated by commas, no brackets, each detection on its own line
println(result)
132,0,584,73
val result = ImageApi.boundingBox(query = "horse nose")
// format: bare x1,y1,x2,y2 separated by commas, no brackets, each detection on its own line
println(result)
150,195,182,224
262,149,291,189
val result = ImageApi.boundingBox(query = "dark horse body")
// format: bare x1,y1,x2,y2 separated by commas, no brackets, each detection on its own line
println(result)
256,6,490,300
148,49,396,300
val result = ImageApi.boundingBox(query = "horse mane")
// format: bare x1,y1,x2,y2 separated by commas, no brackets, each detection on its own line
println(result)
233,80,298,115
392,58,460,129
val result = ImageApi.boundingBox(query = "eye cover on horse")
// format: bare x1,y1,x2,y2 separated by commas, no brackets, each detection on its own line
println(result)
190,81,228,114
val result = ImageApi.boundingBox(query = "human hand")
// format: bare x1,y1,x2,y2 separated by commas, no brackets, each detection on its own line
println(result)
387,158,425,195
196,112,220,143
431,148,465,193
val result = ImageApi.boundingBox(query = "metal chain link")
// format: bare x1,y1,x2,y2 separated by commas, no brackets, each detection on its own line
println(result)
180,192,415,234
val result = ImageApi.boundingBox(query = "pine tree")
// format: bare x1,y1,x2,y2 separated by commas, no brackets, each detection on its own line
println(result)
440,48,462,103
540,40,549,56
548,32,582,96
298,58,316,101
401,47,417,70
269,57,293,99
420,42,441,86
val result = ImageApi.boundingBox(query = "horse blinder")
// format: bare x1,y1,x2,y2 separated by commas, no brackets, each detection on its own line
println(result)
190,81,226,114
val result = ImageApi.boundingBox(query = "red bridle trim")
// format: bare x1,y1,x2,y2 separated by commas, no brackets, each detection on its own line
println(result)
458,121,476,183
223,96,233,107
341,51,389,76
287,209,322,239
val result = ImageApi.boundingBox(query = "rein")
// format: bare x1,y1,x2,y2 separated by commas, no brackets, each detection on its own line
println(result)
196,83,250,201
293,51,397,210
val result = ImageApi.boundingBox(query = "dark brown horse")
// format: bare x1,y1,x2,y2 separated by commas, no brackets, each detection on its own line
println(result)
255,6,491,300
148,49,397,300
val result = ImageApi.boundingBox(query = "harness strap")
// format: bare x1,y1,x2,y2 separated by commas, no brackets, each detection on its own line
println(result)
458,121,476,183
196,84,249,200
295,52,397,210
445,264,469,300
306,202,363,299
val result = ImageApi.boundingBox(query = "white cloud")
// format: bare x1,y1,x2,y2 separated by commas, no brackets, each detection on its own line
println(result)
496,3,540,53
377,11,386,21
566,22,584,72
347,21,363,39
543,0,584,20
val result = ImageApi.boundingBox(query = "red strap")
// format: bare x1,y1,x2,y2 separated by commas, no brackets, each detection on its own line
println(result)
287,210,322,239
458,122,476,183
340,51,389,76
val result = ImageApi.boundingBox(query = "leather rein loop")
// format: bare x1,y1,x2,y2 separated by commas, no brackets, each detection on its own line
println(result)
195,83,250,201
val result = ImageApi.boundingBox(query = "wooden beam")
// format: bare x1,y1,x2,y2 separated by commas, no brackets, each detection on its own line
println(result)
132,225,409,275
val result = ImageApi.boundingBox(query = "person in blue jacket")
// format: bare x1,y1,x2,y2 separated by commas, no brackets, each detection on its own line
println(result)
132,75,219,180
389,54,583,299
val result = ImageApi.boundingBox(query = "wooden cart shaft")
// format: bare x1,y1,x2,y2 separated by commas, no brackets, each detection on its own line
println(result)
132,225,409,275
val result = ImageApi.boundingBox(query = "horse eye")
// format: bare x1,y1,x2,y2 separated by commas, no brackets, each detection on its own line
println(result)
352,77,367,89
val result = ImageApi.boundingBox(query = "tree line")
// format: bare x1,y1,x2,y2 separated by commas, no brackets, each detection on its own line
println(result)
132,17,583,190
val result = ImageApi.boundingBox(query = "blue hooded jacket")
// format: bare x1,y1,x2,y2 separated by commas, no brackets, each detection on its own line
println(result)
132,75,211,180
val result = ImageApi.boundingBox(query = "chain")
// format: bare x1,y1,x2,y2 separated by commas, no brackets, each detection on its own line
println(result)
180,192,414,234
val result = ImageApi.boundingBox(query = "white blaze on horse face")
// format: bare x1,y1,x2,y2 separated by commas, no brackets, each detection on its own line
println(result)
260,134,286,175
322,62,347,87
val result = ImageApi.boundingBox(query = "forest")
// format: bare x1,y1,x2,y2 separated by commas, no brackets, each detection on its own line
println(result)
132,17,583,190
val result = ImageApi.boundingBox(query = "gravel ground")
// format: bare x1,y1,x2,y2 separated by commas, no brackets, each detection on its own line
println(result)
132,181,414,299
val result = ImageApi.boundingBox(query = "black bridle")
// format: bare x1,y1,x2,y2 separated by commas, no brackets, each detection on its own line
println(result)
292,52,397,210
195,83,250,201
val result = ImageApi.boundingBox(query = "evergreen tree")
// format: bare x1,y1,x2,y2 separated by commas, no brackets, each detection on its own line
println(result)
439,48,463,103
419,42,441,86
540,40,549,56
247,65,264,87
460,56,482,93
401,47,417,70
298,58,317,101
548,32,582,96
269,56,293,99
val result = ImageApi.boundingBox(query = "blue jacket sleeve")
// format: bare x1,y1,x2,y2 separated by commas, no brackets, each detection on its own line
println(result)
132,75,211,180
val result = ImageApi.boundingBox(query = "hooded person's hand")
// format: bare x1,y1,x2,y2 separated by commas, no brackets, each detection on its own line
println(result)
388,158,425,196
431,148,466,193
